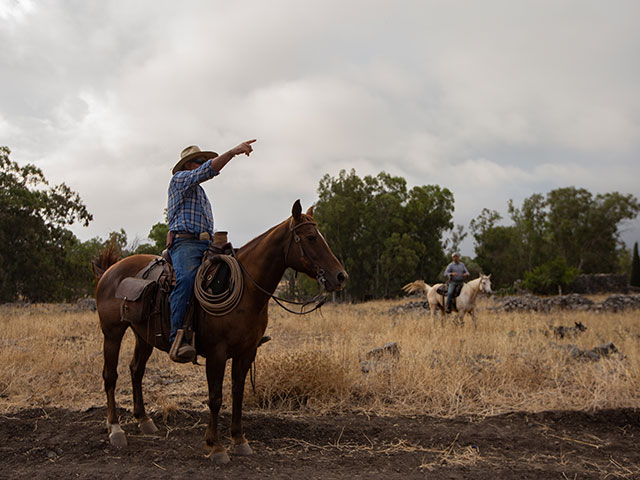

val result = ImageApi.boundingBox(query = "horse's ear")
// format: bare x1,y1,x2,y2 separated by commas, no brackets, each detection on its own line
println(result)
306,205,314,217
292,199,302,221
487,273,491,278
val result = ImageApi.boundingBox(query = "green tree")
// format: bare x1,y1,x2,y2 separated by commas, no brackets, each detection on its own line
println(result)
0,147,92,302
508,193,549,271
404,184,454,281
546,188,639,272
469,209,522,288
522,257,580,295
470,188,640,290
631,242,640,288
135,221,169,254
315,169,454,300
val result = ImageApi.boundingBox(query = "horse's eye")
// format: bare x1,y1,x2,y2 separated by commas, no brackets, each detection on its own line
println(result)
306,235,316,242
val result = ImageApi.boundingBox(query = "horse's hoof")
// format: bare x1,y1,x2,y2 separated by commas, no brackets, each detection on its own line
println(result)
233,442,254,456
209,450,231,464
107,423,127,447
139,418,158,435
109,430,127,447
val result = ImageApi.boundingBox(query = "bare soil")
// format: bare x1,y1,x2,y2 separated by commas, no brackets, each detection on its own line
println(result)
1,407,639,479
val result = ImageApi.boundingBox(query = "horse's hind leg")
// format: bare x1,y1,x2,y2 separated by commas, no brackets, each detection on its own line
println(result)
205,348,230,464
130,333,158,435
102,325,128,447
230,353,256,456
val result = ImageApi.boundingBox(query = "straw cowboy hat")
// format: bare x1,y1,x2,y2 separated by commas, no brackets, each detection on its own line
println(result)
172,145,218,175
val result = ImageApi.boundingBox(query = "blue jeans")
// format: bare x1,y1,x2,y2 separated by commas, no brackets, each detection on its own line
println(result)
446,282,461,310
169,238,209,344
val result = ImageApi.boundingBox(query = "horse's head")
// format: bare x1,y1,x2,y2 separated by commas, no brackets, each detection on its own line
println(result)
285,200,348,292
479,274,493,295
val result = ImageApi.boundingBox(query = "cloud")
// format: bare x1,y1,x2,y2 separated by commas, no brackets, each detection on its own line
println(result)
1,0,638,255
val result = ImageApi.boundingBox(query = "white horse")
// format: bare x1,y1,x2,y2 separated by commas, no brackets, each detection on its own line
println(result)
402,274,493,328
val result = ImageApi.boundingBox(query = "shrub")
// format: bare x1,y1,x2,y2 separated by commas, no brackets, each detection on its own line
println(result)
522,257,580,295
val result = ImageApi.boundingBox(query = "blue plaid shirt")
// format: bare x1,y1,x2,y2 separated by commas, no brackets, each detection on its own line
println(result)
167,160,219,236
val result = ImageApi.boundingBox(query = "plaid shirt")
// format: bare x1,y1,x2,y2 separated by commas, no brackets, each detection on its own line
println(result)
167,160,219,235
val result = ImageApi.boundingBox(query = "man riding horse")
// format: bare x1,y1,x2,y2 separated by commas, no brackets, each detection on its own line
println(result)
444,252,469,313
167,139,256,362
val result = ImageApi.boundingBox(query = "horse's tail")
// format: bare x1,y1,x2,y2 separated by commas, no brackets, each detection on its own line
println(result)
402,280,431,296
92,241,122,283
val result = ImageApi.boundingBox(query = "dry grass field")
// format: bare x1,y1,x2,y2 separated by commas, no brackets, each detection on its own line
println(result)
1,297,637,416
2,297,640,479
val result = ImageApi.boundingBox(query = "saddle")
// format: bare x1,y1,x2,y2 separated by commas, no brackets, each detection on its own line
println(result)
436,282,463,311
114,241,234,351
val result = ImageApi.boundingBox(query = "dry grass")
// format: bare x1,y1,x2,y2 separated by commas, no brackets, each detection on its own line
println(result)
1,298,638,417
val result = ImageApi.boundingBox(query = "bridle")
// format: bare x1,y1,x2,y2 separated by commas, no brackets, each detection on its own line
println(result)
236,217,329,315
284,218,329,289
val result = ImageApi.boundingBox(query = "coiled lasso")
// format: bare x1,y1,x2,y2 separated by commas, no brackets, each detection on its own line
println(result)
194,255,244,316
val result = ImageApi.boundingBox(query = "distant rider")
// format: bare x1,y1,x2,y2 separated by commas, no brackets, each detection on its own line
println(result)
444,252,469,313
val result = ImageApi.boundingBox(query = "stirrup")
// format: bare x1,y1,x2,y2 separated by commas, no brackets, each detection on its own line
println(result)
169,329,195,363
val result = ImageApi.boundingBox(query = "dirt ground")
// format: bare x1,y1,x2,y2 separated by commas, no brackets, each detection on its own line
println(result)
1,407,639,479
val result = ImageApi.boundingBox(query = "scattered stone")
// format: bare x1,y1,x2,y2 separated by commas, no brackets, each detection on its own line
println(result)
366,342,400,360
361,342,400,373
554,342,621,361
571,274,628,294
75,297,97,311
388,301,429,314
552,321,587,339
490,294,640,313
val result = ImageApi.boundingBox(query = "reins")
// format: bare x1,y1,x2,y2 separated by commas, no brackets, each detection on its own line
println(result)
238,218,329,315
194,217,329,317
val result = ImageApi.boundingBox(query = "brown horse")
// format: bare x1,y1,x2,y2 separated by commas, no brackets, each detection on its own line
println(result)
95,200,347,463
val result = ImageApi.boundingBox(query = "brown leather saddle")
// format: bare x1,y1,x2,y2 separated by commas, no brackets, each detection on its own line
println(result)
435,282,463,311
114,243,234,351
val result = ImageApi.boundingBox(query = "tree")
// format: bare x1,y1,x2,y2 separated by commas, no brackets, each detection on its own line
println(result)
508,193,549,271
631,242,640,288
0,147,93,302
446,224,467,256
470,188,640,290
522,257,580,295
135,221,169,255
546,188,639,272
469,209,522,289
315,169,454,300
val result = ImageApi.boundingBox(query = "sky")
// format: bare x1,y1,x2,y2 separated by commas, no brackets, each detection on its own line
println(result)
1,0,639,255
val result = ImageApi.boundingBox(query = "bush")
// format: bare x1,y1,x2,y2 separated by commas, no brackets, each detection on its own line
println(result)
522,257,580,295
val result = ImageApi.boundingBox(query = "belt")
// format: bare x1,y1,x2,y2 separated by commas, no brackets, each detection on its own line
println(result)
173,232,211,241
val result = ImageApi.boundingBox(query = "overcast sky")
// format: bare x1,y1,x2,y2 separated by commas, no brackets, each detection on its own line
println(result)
2,0,639,255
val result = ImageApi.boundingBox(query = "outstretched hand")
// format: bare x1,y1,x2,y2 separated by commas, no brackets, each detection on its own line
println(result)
232,139,257,157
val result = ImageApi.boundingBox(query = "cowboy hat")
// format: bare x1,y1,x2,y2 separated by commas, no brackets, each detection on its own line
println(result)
172,145,218,175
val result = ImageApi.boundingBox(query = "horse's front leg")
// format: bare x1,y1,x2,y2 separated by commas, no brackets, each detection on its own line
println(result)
429,302,437,328
205,350,230,464
230,352,256,456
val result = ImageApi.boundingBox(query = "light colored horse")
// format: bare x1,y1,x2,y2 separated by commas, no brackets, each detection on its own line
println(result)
402,274,493,328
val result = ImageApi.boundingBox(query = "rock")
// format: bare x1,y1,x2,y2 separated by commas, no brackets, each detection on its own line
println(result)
491,294,640,313
76,297,97,311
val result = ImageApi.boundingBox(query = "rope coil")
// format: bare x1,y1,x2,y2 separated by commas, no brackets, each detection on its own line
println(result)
194,254,244,316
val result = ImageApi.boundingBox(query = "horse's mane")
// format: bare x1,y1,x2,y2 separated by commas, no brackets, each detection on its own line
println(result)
238,222,282,253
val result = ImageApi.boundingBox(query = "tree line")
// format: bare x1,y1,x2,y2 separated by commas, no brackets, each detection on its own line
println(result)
1,147,638,303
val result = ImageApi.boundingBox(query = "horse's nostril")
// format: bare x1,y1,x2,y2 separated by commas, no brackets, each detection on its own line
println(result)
337,271,347,283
